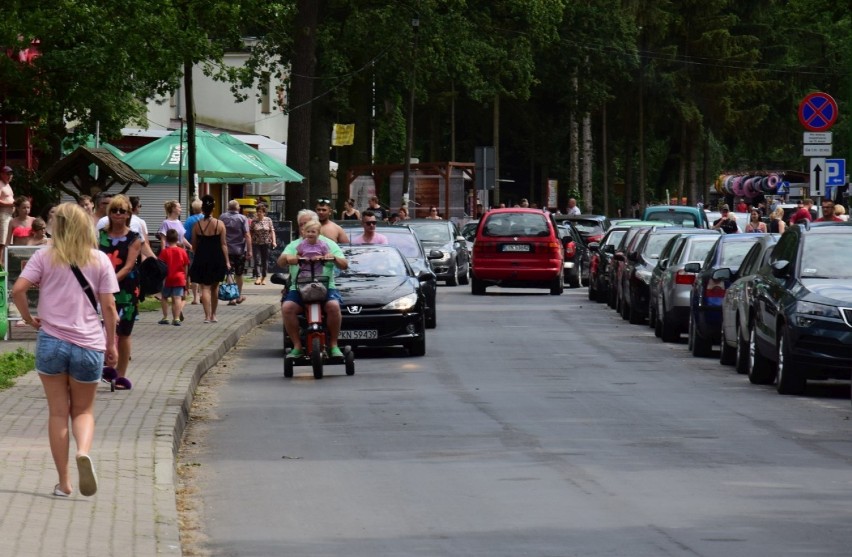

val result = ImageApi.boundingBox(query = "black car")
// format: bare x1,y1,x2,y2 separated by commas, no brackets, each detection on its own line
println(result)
340,222,439,329
747,222,852,394
686,234,765,358
335,245,428,356
620,227,716,324
718,234,780,373
587,225,634,302
557,223,590,288
555,214,611,244
403,219,471,286
607,223,672,309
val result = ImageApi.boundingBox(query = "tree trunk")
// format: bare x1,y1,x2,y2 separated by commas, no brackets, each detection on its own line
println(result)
493,95,501,206
310,96,331,202
638,60,646,209
601,103,609,216
701,129,710,207
688,128,698,206
582,112,593,212
677,122,686,204
285,0,320,222
569,74,579,199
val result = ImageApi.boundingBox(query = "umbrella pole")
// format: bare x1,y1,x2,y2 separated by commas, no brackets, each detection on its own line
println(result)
178,118,183,206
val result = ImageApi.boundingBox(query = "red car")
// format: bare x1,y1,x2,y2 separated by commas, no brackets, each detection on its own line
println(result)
470,208,564,295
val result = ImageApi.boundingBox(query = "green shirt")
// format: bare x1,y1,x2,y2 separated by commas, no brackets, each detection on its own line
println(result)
283,235,344,290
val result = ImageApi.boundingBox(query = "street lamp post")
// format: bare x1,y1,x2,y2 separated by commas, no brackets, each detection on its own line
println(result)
401,16,419,205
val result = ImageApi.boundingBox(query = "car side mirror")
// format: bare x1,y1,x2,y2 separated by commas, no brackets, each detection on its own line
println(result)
613,253,625,262
455,235,466,243
603,244,615,254
417,269,433,282
683,262,701,273
712,268,732,281
587,241,600,252
627,251,639,262
771,260,790,278
658,258,668,270
428,249,443,260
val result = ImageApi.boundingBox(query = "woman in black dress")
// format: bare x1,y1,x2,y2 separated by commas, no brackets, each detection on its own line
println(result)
190,195,230,323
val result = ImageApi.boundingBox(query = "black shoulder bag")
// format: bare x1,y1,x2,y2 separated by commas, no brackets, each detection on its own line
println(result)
71,265,99,313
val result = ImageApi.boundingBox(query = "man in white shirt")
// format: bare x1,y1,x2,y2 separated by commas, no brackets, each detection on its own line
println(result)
566,197,581,216
0,166,15,259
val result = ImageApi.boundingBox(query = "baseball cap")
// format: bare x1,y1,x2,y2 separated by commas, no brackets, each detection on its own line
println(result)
1,166,12,173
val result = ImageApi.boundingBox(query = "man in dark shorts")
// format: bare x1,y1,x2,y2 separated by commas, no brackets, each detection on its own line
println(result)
219,200,252,304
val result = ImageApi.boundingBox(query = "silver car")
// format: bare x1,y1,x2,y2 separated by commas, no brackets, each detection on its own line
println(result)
654,234,720,342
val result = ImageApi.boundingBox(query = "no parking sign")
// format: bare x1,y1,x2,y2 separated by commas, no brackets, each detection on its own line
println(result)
799,92,838,132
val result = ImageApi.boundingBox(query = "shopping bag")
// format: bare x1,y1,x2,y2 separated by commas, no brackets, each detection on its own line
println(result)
218,272,240,301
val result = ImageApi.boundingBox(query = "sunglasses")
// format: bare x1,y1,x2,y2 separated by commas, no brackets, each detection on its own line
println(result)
364,221,377,226
110,208,129,215
316,198,331,205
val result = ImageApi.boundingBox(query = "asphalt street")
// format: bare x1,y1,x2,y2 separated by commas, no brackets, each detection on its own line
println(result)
185,285,852,557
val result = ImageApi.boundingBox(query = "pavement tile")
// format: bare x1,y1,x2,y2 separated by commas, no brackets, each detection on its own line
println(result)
0,282,282,556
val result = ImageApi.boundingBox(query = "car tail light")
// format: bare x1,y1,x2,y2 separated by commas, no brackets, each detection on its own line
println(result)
675,270,695,285
474,241,494,253
588,234,603,243
704,284,726,299
564,241,576,258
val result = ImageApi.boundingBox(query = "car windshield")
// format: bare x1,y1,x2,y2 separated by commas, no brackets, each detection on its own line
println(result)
685,238,716,261
646,211,697,227
643,234,678,259
408,223,451,243
461,222,478,241
383,232,422,258
342,248,406,276
568,220,603,234
483,213,549,237
720,240,759,267
800,234,852,278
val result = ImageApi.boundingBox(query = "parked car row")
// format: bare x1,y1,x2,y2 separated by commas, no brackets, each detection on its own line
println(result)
589,219,852,396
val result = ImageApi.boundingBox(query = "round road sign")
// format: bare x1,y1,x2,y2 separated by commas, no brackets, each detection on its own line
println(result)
798,92,838,132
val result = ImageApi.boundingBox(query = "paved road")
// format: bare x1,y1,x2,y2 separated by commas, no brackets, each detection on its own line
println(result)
188,286,852,556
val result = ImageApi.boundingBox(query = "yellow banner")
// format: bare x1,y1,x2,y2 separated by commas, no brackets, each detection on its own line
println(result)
332,123,355,146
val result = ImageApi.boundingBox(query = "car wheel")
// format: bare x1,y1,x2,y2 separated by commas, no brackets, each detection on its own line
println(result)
588,282,597,301
459,263,470,285
735,320,749,374
284,354,294,378
628,293,644,324
426,304,436,329
344,349,355,375
719,323,736,365
620,295,630,320
471,276,486,296
748,326,775,385
654,299,663,338
568,269,581,289
775,326,806,395
690,314,713,357
660,302,679,343
647,302,657,329
596,282,608,303
607,283,617,308
550,273,563,295
446,261,459,286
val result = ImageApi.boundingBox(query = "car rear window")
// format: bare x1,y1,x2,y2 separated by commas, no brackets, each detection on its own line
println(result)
720,240,759,267
643,234,678,259
686,238,716,261
483,213,550,237
646,211,698,227
800,234,852,279
569,220,603,235
605,230,627,246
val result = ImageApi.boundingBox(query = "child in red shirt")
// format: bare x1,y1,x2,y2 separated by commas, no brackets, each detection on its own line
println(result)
158,229,190,326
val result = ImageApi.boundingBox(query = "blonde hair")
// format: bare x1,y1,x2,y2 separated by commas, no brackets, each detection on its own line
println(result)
770,207,784,220
164,200,179,215
301,218,321,232
834,204,846,216
50,203,97,267
106,195,132,232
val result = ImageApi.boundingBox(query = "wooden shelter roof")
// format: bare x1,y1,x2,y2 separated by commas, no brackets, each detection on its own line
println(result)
42,146,148,196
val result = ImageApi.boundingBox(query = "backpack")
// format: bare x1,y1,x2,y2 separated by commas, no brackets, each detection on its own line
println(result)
137,256,168,301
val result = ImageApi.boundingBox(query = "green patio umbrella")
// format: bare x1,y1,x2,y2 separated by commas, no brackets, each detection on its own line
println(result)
215,133,304,182
62,135,126,158
123,128,284,183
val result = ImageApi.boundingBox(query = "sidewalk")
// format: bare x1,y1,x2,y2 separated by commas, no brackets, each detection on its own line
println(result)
0,282,282,556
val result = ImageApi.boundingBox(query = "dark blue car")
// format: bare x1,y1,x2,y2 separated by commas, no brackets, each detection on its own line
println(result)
685,234,765,357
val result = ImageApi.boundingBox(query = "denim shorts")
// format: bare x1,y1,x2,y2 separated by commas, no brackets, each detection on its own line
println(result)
282,288,342,306
36,330,104,383
161,286,185,298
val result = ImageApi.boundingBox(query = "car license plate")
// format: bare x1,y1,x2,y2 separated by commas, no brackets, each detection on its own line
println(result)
501,244,530,252
338,330,378,340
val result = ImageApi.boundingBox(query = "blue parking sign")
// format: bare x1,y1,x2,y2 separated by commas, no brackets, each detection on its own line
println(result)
826,159,846,186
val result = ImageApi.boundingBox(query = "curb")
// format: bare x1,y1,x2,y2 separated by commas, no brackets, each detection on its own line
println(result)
155,302,279,555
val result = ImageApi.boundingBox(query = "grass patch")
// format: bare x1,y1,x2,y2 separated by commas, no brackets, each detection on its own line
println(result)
0,348,35,390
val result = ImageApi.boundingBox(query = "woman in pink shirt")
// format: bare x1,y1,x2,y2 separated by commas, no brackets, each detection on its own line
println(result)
12,203,119,498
